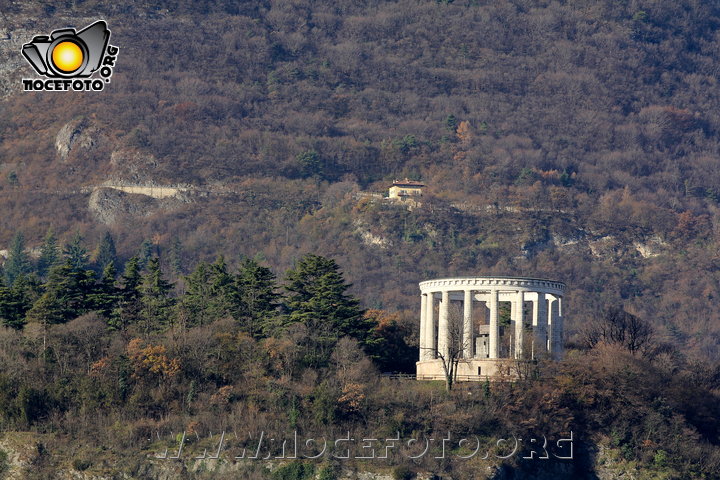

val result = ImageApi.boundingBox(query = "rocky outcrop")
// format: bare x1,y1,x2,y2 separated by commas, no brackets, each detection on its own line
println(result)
88,186,189,225
55,118,96,160
353,219,392,249
633,235,667,259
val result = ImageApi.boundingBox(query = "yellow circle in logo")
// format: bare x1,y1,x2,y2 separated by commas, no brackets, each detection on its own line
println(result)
51,41,83,73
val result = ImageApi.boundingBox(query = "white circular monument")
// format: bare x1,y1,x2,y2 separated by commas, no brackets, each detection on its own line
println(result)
417,276,566,380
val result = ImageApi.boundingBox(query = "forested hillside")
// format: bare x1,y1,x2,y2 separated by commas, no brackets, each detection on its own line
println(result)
0,0,718,357
1,0,720,477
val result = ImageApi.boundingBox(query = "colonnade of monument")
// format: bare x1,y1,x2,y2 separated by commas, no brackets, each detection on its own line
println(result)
418,277,566,364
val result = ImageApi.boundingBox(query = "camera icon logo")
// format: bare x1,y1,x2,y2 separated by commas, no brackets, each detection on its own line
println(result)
22,20,110,78
21,20,119,91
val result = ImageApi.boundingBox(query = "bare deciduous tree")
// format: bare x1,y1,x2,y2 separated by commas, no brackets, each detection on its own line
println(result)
422,302,472,392
582,307,654,356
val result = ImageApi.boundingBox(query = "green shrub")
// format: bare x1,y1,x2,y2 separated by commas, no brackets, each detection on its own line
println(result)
0,448,8,475
653,449,668,468
392,465,415,480
317,464,338,480
271,461,315,480
621,443,634,461
72,457,91,471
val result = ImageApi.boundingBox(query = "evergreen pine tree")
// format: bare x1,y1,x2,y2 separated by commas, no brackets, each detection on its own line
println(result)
0,277,14,327
37,228,60,278
445,114,458,132
111,256,143,331
89,261,120,319
121,256,142,294
283,254,366,367
139,257,174,334
168,236,183,275
235,256,280,337
208,256,234,316
63,231,89,271
0,275,38,330
182,261,212,326
26,260,97,325
4,232,32,286
181,257,235,327
137,240,154,269
94,231,117,272
26,288,66,327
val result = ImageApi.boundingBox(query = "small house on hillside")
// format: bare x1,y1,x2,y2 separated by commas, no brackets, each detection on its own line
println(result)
388,178,425,201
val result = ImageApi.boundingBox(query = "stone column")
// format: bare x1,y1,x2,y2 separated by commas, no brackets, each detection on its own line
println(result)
419,293,427,362
438,291,450,359
531,294,538,360
508,298,515,358
554,297,564,360
548,296,558,357
514,291,524,359
424,293,435,360
533,292,547,356
463,290,473,358
510,297,516,328
489,289,499,358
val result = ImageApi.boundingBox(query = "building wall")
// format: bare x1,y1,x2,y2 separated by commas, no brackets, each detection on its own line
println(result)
388,186,423,198
416,358,519,381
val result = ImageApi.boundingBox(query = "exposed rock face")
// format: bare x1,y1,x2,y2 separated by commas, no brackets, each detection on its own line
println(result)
55,118,96,160
633,235,667,258
353,219,392,249
88,186,188,225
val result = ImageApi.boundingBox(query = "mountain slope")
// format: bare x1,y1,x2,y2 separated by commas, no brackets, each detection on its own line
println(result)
0,0,719,357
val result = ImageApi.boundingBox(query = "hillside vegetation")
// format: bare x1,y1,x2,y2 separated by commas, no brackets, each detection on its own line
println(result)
0,0,719,356
0,249,718,478
1,0,720,477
